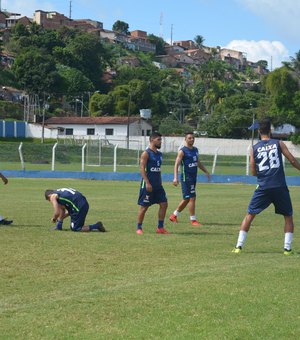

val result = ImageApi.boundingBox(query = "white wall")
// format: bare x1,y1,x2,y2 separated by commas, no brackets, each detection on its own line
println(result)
27,123,58,139
26,124,300,157
45,120,152,137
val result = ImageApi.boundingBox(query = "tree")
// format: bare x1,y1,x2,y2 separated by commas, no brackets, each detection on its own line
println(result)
56,64,94,97
283,50,300,78
53,32,106,89
12,48,61,95
147,34,165,55
194,35,205,48
112,20,130,35
90,92,114,116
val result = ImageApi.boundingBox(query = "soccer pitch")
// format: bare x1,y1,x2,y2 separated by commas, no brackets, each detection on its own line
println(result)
1,179,300,339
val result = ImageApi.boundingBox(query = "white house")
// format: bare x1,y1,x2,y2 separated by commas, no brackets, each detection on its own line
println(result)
44,116,153,138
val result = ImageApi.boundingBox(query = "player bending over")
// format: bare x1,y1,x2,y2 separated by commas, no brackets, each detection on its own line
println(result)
45,188,106,232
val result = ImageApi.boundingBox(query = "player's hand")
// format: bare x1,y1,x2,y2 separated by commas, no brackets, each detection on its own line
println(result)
173,179,179,186
51,217,56,223
145,183,153,192
1,177,8,185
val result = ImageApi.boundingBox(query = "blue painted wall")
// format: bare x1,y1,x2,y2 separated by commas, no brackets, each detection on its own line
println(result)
2,170,300,186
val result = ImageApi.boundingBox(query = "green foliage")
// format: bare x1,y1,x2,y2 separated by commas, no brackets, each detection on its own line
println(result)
112,20,130,34
12,47,62,95
194,34,205,48
0,101,23,120
147,34,165,55
204,92,265,138
56,64,94,97
158,116,193,135
89,92,114,116
3,21,300,137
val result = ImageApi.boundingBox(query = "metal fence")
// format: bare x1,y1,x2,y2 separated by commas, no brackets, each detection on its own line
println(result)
1,140,299,176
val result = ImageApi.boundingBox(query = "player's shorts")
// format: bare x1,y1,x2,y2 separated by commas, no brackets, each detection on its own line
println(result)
138,186,167,206
70,201,89,231
181,178,196,199
248,186,293,216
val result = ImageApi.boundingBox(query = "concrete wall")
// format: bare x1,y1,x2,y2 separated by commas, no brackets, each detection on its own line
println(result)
25,124,300,157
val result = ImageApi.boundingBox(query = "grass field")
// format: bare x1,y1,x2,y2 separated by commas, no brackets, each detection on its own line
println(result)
1,179,300,339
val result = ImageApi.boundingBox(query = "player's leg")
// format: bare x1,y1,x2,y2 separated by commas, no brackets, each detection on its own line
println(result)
155,188,169,234
283,215,294,254
156,201,169,234
273,187,294,254
188,196,202,226
136,187,152,234
232,213,256,253
233,188,271,253
169,180,190,223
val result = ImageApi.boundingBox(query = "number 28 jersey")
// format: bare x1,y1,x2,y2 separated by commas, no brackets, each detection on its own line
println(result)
253,139,286,189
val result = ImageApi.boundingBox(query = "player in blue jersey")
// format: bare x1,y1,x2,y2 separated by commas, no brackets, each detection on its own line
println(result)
136,131,169,235
232,118,300,255
45,188,106,232
0,172,13,225
169,132,210,226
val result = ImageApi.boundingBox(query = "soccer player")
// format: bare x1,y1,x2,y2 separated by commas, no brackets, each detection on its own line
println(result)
232,118,300,255
45,187,106,232
0,172,13,225
136,131,169,235
169,132,210,226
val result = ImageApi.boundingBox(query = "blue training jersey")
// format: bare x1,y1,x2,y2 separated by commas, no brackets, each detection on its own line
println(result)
55,188,86,213
180,146,199,181
141,148,163,189
253,139,286,189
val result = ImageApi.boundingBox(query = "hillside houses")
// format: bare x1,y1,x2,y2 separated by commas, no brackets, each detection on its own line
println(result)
0,8,268,75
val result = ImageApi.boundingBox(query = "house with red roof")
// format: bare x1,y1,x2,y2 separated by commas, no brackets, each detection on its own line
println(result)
44,116,152,138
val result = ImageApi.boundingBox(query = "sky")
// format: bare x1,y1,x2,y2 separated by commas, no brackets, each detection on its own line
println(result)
4,0,300,70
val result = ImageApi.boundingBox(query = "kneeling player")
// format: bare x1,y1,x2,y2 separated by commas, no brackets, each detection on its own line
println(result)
45,188,106,232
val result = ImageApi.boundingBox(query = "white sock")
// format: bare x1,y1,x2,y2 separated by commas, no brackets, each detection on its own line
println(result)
174,210,180,216
236,230,248,248
190,215,196,221
284,232,293,250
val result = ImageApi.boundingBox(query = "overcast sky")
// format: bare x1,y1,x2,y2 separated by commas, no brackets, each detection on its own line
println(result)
4,0,300,69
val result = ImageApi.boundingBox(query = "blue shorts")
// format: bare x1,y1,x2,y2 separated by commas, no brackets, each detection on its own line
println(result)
138,186,167,206
70,201,89,231
248,186,293,216
181,178,196,199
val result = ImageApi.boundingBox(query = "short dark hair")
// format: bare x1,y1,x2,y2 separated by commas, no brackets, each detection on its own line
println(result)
45,189,55,200
184,131,194,136
149,131,162,141
259,118,271,135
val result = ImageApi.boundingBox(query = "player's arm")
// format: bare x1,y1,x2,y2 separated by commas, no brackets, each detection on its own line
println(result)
49,194,65,222
173,150,184,186
198,160,211,181
250,148,257,176
139,151,152,192
280,141,300,170
0,172,8,185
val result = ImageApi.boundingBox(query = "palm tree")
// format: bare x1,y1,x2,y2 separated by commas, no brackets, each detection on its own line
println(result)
194,35,205,49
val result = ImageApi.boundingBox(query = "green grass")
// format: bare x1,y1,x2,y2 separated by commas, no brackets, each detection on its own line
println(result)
1,179,300,339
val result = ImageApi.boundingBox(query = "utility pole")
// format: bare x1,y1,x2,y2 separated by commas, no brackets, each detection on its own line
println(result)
69,0,72,19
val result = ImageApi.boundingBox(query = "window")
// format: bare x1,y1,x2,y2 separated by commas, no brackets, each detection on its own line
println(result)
147,129,151,136
105,128,114,136
87,128,95,135
65,128,73,135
